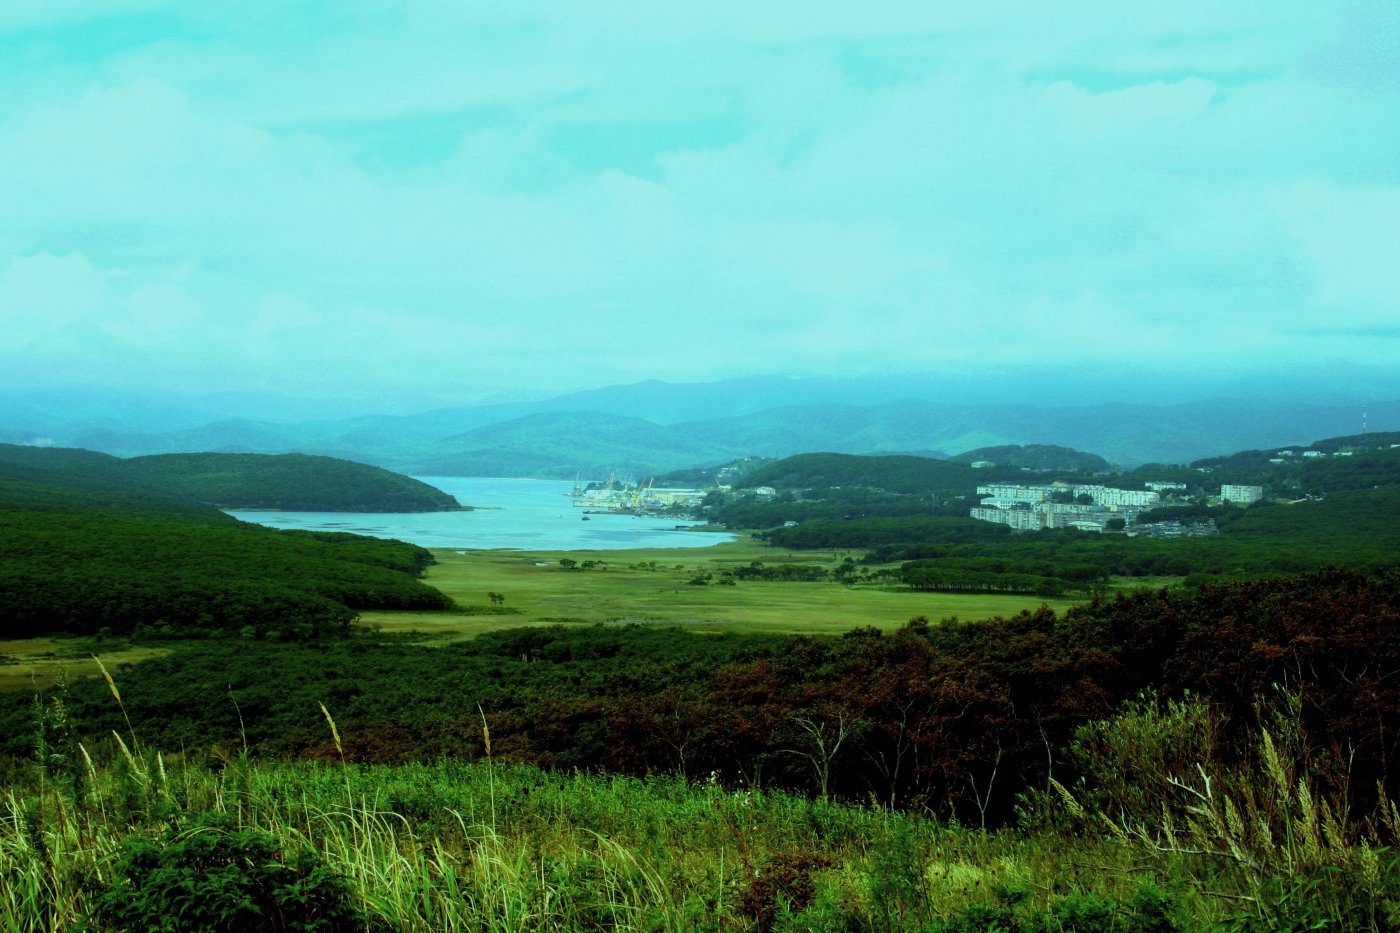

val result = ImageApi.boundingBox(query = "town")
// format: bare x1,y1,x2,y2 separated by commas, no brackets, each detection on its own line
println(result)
968,480,1260,535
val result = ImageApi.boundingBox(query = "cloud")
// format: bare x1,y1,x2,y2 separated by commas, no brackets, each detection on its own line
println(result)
0,2,1396,400
0,252,111,347
1276,183,1400,317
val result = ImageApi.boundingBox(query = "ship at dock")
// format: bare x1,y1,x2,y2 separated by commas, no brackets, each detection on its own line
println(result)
567,473,706,515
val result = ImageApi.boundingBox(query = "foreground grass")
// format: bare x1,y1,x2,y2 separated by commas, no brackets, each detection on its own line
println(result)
13,745,1399,931
8,649,1399,930
4,751,1215,932
359,539,1085,639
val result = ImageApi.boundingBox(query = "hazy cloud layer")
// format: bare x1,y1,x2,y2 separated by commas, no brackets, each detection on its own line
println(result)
2,2,1397,403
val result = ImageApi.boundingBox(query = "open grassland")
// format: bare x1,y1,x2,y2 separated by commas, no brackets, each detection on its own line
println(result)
0,638,168,692
0,539,1085,690
357,538,1085,638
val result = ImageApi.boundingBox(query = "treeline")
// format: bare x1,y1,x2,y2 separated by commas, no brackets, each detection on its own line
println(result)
768,516,1012,550
0,444,459,512
900,555,1105,596
0,478,452,640
11,568,1398,832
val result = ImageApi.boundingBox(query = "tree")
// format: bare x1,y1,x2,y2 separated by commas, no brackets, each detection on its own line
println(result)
783,707,863,801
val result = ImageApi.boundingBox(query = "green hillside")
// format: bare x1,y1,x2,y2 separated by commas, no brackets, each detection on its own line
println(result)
0,477,453,640
0,445,458,512
735,452,978,494
949,443,1112,472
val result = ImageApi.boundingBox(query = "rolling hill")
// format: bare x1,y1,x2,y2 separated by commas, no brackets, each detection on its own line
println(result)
0,446,459,512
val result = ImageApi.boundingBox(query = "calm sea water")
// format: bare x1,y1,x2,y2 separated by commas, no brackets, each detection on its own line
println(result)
226,476,734,551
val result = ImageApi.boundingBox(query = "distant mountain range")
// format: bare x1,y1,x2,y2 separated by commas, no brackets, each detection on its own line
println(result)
3,375,1397,478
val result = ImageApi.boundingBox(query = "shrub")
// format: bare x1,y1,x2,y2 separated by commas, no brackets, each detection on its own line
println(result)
90,813,374,932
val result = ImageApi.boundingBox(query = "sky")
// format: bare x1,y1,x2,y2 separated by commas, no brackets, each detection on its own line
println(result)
2,2,1398,409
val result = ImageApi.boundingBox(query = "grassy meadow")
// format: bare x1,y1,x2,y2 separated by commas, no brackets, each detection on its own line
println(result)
0,638,169,693
358,538,1086,639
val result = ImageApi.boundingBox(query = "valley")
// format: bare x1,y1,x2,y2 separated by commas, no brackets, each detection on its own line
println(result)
4,428,1400,929
357,539,1086,639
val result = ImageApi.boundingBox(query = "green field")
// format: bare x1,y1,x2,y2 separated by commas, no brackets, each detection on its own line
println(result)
0,638,169,692
358,537,1086,638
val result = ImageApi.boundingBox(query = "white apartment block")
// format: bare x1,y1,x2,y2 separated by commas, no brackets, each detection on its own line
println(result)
974,484,1051,502
970,480,1162,531
970,507,1053,530
1072,485,1161,508
1220,484,1263,504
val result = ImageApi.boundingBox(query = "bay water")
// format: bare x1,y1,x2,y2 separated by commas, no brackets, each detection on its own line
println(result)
226,476,734,551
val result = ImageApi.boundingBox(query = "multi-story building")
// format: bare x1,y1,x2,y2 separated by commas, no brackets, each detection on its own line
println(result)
1072,485,1161,508
1220,484,1263,504
970,507,1054,531
974,484,1051,502
969,481,1164,531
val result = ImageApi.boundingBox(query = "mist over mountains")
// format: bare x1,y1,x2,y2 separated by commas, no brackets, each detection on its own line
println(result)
4,367,1398,478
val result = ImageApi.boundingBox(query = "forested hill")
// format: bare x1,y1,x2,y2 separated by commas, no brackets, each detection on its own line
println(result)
0,445,458,512
733,448,1109,495
0,476,454,640
735,453,977,494
949,443,1112,473
1188,433,1400,495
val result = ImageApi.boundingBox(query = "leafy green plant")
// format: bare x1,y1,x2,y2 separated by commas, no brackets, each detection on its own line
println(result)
90,813,375,932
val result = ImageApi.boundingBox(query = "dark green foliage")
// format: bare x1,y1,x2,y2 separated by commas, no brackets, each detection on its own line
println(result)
90,813,373,932
926,882,1182,932
121,452,459,511
767,516,1011,549
736,452,979,495
0,479,451,639
1190,433,1400,496
0,444,458,512
949,444,1112,473
900,555,1103,596
866,820,930,929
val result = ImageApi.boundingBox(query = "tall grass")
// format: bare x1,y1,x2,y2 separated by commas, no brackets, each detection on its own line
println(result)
4,674,1399,929
4,747,1201,931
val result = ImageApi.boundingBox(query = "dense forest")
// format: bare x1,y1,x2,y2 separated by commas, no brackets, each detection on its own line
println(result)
947,443,1112,472
0,444,460,512
0,477,453,639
